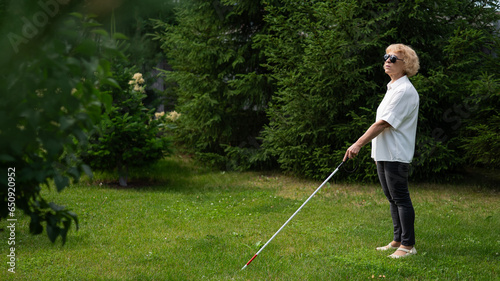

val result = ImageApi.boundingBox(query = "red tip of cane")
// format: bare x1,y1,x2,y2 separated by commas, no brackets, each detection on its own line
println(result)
242,254,258,270
246,254,258,265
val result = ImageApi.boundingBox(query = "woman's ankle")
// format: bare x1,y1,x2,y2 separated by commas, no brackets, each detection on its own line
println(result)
390,241,401,247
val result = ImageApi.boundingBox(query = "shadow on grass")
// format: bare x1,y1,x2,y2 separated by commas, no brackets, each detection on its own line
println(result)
411,166,500,192
85,156,256,194
86,156,500,200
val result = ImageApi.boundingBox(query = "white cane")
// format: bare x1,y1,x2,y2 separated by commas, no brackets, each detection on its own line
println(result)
241,159,348,270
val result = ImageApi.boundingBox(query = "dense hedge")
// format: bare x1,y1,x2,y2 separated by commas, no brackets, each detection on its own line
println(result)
156,0,500,182
259,0,500,181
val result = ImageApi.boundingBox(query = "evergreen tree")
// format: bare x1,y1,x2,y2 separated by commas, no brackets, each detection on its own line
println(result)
152,0,275,170
388,0,500,178
258,0,394,180
259,0,500,181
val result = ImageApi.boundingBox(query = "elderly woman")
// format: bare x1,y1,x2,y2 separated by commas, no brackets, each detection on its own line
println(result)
344,43,420,258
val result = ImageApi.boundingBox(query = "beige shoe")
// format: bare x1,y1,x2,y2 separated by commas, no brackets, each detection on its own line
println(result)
388,247,417,258
376,243,399,251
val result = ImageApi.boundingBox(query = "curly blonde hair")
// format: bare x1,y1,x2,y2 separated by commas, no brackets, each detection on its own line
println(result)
386,44,420,77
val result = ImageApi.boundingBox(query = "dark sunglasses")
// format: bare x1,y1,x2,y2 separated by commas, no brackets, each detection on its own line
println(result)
384,54,404,63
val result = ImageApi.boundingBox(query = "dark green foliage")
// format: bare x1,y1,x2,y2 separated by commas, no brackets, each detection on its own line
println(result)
258,0,393,180
0,1,119,243
460,75,500,168
151,0,499,180
103,0,179,76
82,70,173,186
260,0,500,181
152,0,275,170
401,2,500,179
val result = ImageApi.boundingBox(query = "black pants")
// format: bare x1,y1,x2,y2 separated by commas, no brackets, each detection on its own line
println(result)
377,161,415,246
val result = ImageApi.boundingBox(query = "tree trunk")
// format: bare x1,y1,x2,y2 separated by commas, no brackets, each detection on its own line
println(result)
118,162,128,187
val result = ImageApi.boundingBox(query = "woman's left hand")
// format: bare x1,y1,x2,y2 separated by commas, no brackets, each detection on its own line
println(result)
344,143,362,161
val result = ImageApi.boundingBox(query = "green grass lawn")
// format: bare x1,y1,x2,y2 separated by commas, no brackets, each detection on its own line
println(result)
1,156,499,280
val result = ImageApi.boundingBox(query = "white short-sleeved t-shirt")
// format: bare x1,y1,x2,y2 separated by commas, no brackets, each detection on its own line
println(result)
371,75,419,163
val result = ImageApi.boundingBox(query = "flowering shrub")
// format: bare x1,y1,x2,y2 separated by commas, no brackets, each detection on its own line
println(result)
155,111,181,122
82,72,172,186
167,111,181,121
129,73,146,92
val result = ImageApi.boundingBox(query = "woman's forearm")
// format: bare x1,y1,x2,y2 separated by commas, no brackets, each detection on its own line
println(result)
355,119,391,147
344,119,391,160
